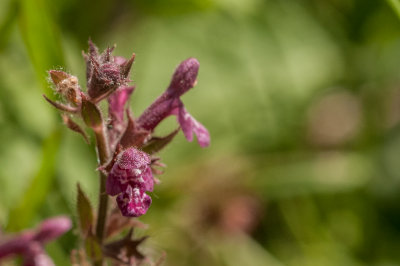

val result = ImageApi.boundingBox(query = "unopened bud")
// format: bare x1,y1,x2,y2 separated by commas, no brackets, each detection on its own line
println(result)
49,70,82,106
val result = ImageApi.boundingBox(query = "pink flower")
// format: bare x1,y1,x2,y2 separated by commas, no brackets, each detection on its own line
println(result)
137,58,210,148
108,86,135,125
106,148,154,217
116,186,152,217
108,86,135,148
0,216,72,266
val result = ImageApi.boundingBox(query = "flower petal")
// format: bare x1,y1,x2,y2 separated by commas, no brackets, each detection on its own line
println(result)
167,58,199,96
34,216,72,243
108,86,135,123
116,186,152,217
136,57,200,131
23,242,54,266
177,105,210,148
106,167,127,196
142,167,154,192
0,232,34,259
106,148,154,196
117,148,151,170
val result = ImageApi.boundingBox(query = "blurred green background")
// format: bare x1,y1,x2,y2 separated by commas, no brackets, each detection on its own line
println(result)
2,0,400,265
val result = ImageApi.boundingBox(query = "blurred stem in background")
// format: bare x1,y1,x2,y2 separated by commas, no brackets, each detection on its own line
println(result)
387,0,400,20
0,0,18,52
4,0,65,231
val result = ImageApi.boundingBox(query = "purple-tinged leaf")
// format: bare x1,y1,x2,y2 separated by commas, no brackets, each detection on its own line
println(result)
43,94,78,113
97,144,122,174
103,229,147,263
62,114,89,144
77,184,94,237
120,53,135,78
106,208,147,239
142,128,180,154
84,234,102,262
81,98,103,132
119,111,150,149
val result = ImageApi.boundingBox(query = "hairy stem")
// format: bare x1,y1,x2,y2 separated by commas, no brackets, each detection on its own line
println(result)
94,126,110,264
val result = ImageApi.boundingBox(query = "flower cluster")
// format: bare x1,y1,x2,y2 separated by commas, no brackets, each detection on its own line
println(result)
0,216,71,266
44,40,210,218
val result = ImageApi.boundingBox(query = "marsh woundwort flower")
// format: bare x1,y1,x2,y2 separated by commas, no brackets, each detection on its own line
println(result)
108,86,135,148
106,148,154,217
136,58,210,148
0,216,72,266
42,39,211,263
45,41,210,220
104,58,210,217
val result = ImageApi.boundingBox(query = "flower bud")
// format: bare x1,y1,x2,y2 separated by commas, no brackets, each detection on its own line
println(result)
49,70,82,106
84,40,134,101
167,57,199,97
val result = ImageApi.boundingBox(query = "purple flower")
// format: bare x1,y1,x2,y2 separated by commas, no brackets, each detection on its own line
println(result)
108,86,135,148
0,216,72,266
116,186,152,217
108,86,135,124
136,58,210,148
106,148,154,217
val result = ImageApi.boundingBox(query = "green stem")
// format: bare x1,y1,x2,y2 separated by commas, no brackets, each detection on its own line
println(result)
94,127,110,264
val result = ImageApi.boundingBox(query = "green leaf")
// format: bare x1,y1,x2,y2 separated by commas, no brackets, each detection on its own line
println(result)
62,114,90,144
77,183,94,237
7,129,62,231
81,98,103,132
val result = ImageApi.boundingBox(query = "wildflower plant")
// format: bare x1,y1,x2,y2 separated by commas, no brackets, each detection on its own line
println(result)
0,40,209,265
0,216,72,266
